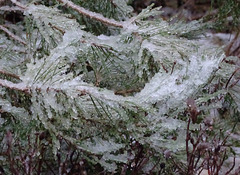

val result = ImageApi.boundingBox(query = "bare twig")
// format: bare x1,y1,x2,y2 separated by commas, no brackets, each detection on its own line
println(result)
186,118,191,162
225,156,236,175
56,0,123,28
170,61,176,75
0,25,26,45
160,63,168,73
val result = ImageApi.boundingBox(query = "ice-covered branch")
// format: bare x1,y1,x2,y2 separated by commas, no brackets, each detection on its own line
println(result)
10,0,26,9
0,6,24,12
0,79,29,94
0,25,26,45
56,0,124,28
0,70,20,80
0,78,90,97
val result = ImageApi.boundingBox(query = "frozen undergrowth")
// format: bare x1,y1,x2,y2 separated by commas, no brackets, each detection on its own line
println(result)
0,1,239,174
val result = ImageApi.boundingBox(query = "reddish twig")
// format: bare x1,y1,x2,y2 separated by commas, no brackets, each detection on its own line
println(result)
170,61,176,75
225,156,235,175
160,63,168,73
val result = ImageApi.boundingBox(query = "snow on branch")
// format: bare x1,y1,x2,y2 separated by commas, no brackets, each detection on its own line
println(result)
0,78,90,97
0,6,24,12
56,0,124,28
0,79,29,94
10,0,26,9
0,25,26,45
0,70,20,80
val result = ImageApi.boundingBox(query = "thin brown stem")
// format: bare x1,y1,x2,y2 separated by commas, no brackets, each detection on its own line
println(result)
170,61,176,75
56,0,123,28
186,118,191,162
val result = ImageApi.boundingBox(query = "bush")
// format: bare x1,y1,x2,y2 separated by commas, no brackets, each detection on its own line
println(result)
0,0,239,174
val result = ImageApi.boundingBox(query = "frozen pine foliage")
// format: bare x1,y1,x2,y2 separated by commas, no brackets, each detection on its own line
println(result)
0,0,239,174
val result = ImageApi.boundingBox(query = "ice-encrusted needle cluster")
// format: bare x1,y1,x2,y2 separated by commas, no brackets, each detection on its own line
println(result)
0,0,236,173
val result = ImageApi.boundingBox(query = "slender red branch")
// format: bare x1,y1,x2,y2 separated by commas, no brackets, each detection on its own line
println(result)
170,61,176,75
56,0,124,28
186,118,191,162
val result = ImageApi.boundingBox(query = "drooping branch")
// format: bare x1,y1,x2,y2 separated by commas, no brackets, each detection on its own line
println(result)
56,0,124,28
0,25,26,45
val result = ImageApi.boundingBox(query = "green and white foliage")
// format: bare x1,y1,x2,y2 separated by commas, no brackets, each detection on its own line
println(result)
0,0,238,173
59,0,133,35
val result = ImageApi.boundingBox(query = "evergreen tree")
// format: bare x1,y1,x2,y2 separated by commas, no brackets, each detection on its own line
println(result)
0,0,239,174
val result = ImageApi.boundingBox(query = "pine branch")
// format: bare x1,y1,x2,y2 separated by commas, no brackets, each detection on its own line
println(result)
0,79,29,94
0,78,89,96
0,25,26,45
56,0,124,28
